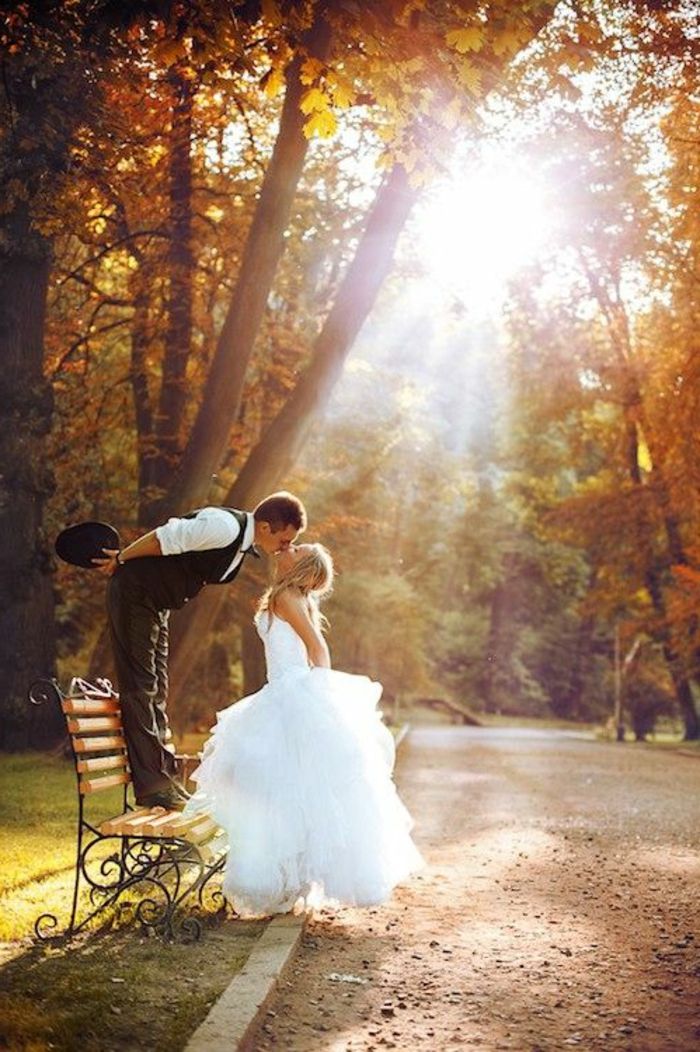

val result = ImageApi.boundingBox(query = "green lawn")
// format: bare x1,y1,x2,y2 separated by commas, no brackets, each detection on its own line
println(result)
0,753,132,941
0,754,77,893
0,753,266,1052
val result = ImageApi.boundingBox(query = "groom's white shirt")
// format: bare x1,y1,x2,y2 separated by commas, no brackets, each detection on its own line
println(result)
156,507,255,581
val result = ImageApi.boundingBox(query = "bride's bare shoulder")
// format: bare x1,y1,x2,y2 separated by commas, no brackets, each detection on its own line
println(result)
274,587,311,623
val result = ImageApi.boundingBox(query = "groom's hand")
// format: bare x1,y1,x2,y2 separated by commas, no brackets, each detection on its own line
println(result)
92,548,120,576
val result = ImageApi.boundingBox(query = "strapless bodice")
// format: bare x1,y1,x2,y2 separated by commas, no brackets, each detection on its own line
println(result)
255,613,309,681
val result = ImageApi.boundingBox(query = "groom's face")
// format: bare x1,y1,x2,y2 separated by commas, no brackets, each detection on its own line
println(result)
255,522,299,556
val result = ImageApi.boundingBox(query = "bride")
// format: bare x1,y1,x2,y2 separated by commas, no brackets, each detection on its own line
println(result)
185,542,423,918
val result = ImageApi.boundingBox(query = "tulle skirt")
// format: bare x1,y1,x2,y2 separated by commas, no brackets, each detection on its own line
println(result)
185,666,423,918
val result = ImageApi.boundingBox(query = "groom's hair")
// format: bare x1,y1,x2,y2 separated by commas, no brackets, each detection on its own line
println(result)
253,491,307,533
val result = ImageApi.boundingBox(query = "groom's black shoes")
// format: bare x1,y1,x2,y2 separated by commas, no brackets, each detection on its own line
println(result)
136,783,190,811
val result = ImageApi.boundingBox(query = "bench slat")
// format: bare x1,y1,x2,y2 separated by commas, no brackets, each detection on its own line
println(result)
184,816,218,845
198,832,228,863
100,809,219,845
79,771,130,794
63,698,120,715
139,811,182,835
116,812,165,833
76,754,128,774
72,734,126,754
100,812,163,835
68,717,122,734
142,812,202,837
107,810,183,837
100,808,154,835
98,808,223,856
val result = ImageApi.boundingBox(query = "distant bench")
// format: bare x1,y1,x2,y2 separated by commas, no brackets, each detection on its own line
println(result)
29,677,228,941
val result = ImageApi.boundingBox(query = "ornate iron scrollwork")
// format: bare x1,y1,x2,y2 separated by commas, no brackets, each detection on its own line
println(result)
29,677,229,942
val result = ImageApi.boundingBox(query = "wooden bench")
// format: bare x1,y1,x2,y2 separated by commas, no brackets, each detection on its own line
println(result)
29,676,228,941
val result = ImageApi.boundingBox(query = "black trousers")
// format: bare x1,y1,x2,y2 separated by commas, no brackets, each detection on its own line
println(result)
107,572,177,799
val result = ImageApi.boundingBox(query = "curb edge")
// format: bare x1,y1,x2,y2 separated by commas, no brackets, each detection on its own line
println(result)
184,913,306,1052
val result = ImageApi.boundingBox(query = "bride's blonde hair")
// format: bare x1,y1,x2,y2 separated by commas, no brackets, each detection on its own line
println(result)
258,543,334,629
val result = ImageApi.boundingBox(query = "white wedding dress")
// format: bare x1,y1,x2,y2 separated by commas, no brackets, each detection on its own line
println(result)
185,612,423,917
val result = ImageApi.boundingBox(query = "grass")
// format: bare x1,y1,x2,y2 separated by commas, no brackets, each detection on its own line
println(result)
0,753,77,895
0,754,131,942
0,920,264,1051
0,753,266,1052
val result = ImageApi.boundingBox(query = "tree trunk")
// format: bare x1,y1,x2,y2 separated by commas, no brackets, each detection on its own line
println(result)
231,165,417,499
586,268,700,740
165,164,417,712
624,395,699,739
661,644,700,740
167,14,332,514
131,280,156,524
482,580,507,714
142,69,195,526
0,25,105,747
0,209,57,748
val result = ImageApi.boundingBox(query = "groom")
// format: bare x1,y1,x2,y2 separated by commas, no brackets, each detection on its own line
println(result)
94,491,306,810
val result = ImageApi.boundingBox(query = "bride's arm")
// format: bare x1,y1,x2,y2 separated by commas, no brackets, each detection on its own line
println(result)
275,590,331,668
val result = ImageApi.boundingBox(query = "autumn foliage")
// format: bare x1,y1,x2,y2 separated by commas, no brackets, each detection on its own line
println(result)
1,1,698,743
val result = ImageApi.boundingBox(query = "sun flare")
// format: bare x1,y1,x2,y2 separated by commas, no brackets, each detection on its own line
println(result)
415,153,553,312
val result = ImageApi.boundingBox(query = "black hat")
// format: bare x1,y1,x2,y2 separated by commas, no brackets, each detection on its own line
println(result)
55,522,121,569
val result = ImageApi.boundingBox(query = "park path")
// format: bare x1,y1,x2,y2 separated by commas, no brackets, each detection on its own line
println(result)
245,725,700,1052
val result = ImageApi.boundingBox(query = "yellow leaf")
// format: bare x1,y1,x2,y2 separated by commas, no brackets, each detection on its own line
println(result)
147,143,166,166
492,29,522,57
576,19,603,46
300,58,325,85
328,74,355,109
303,109,338,139
332,84,354,108
459,63,481,96
445,26,484,54
403,57,426,74
262,67,285,99
300,87,328,114
637,436,653,472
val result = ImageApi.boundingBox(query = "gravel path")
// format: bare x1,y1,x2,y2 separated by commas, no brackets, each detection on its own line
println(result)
247,726,700,1052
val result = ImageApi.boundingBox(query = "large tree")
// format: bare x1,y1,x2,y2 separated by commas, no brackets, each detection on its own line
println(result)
0,3,115,746
19,0,696,741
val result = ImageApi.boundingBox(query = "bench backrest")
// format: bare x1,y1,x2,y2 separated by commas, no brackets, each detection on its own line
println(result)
62,678,131,795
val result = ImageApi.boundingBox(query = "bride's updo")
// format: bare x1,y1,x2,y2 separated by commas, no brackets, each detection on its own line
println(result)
259,543,334,628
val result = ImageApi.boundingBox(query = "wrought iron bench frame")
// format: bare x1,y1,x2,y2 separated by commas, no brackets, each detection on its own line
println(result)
29,676,228,942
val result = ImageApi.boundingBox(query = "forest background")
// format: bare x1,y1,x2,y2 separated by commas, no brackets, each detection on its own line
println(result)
1,0,698,749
